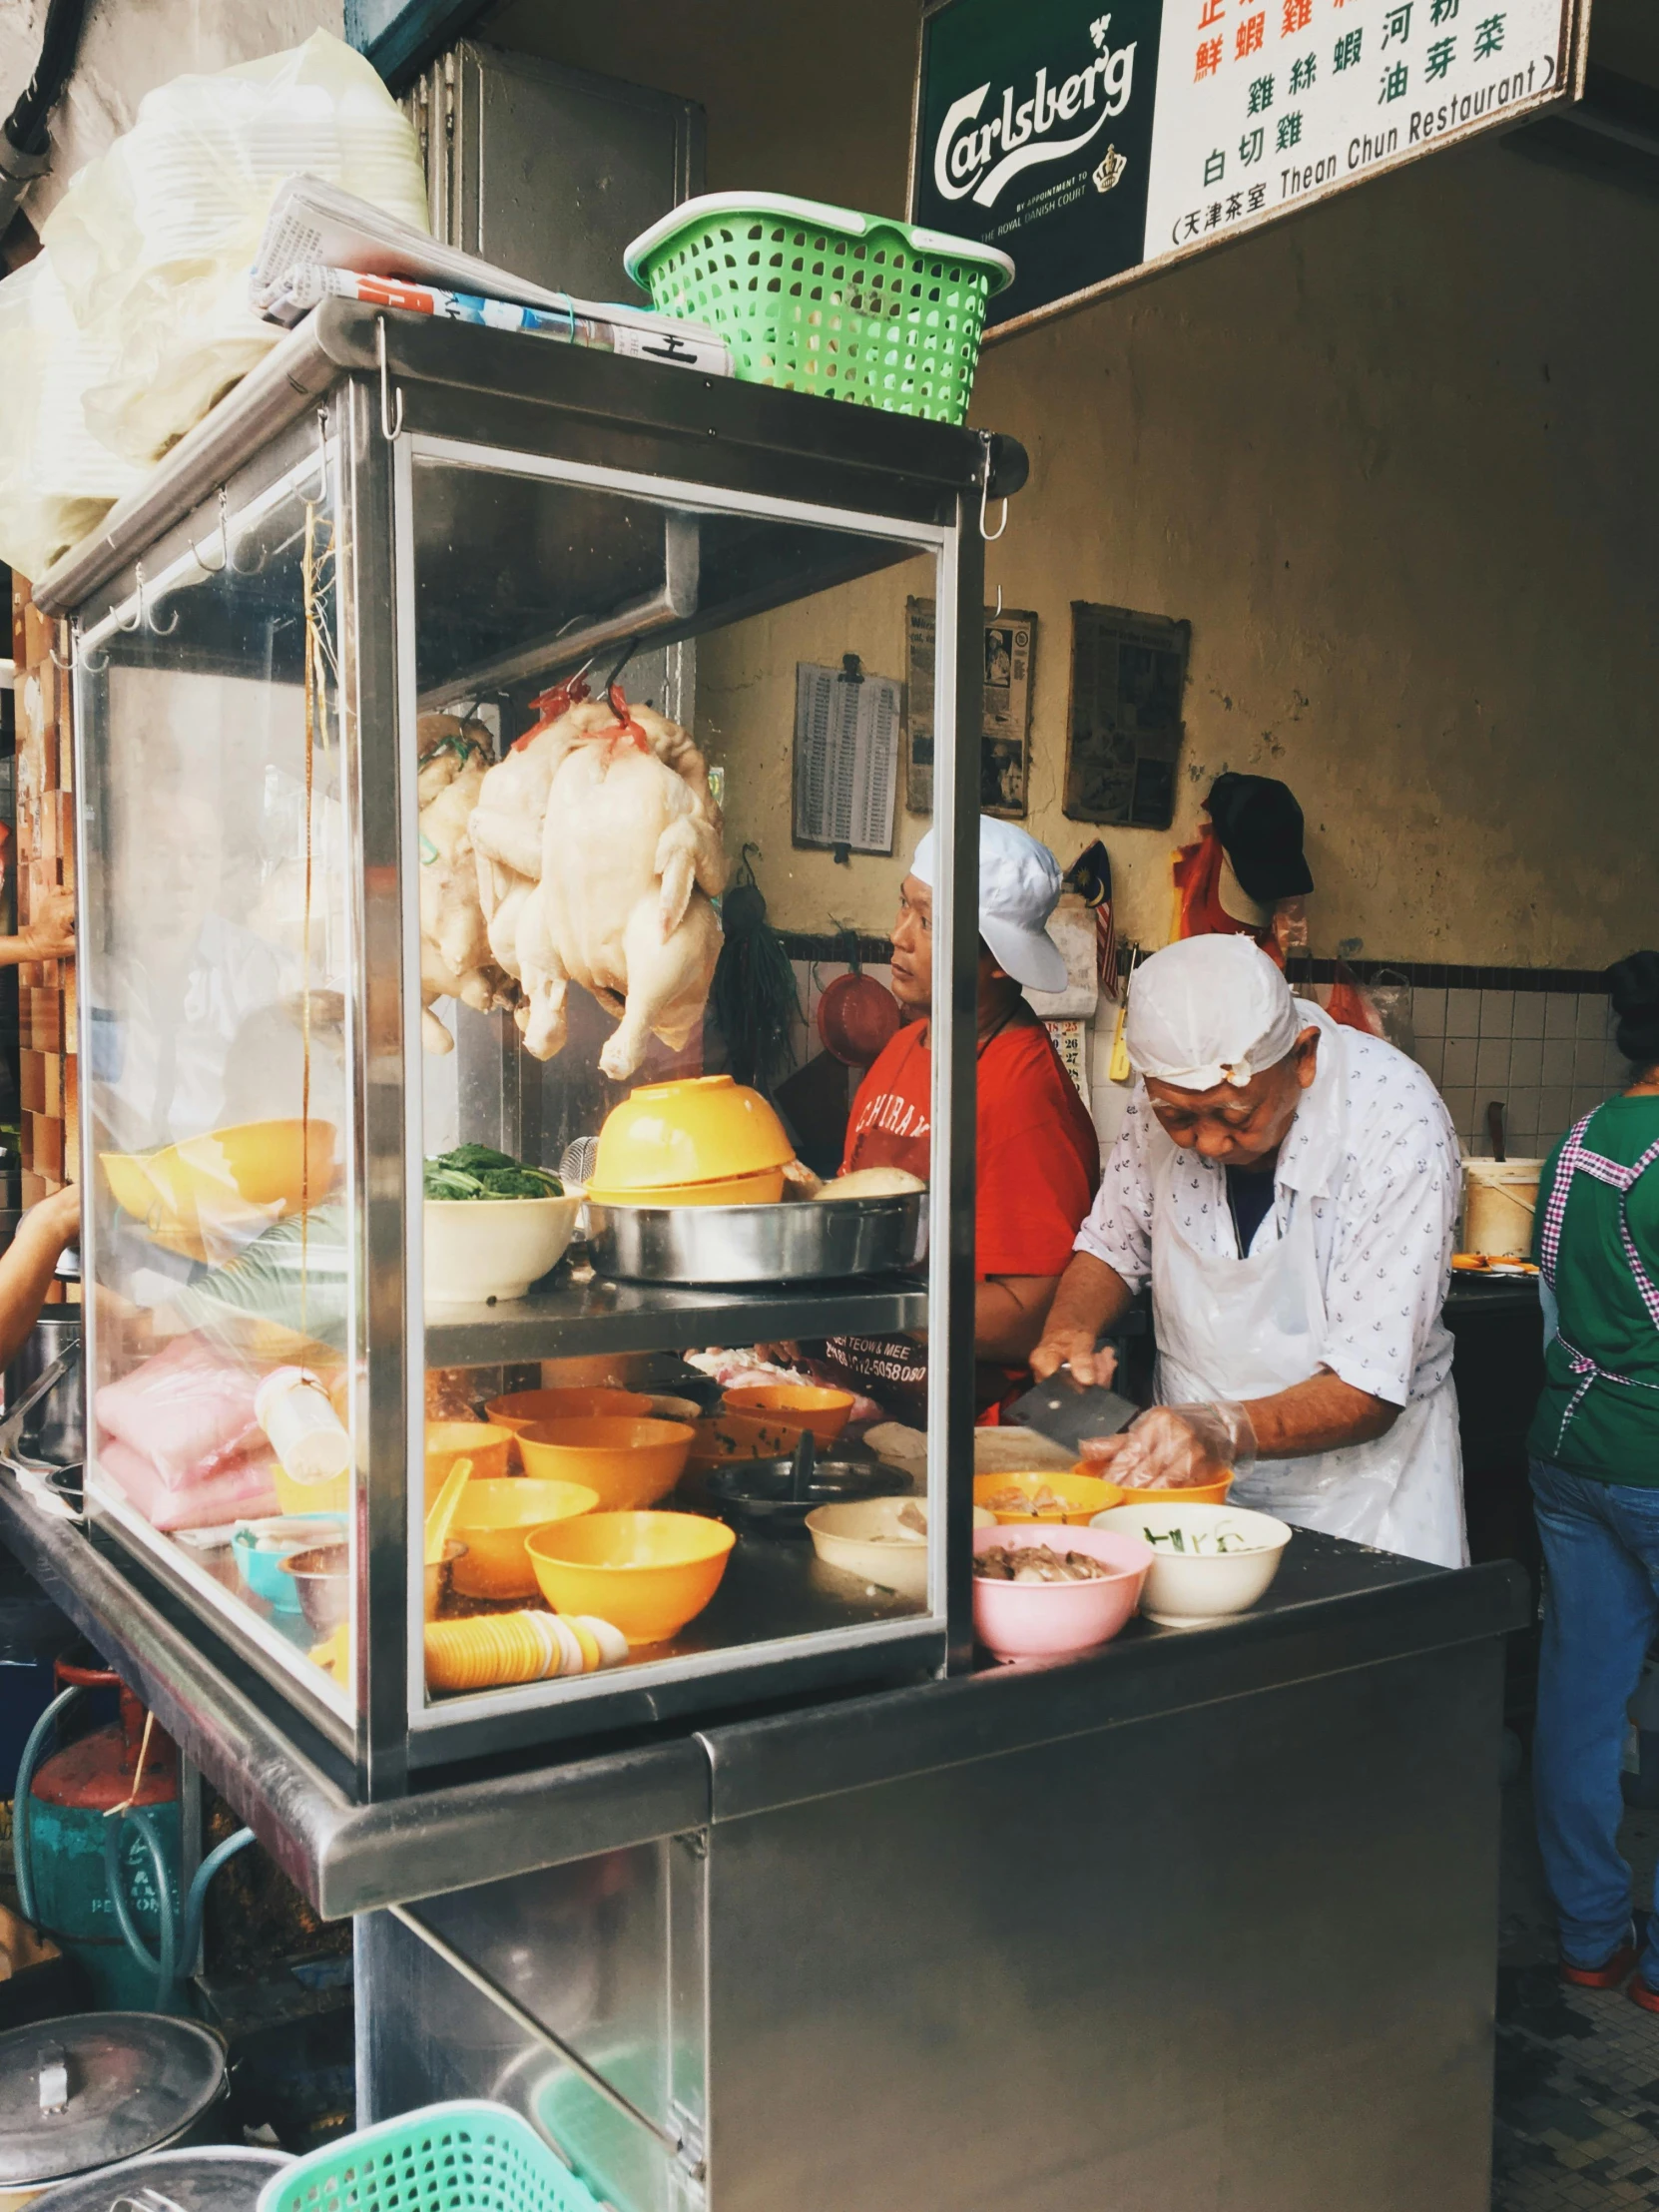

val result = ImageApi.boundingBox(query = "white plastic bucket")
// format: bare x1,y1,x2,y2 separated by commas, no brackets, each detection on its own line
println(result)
1461,1158,1545,1259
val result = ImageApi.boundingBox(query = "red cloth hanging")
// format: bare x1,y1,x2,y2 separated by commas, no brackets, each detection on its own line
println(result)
1173,826,1285,967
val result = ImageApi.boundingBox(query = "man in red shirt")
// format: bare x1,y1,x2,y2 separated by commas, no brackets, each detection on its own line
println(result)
816,819,1100,1420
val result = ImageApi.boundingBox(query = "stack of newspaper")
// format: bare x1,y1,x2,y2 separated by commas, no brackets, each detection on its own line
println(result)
250,175,730,376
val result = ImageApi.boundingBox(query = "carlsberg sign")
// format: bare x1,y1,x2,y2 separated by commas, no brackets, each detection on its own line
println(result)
911,0,1578,336
931,26,1139,209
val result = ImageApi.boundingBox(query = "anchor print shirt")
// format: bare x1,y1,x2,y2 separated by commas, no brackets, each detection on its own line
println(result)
1074,1004,1459,1407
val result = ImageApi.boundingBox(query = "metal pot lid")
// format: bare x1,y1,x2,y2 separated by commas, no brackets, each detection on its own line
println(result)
0,2013,229,2186
28,2145,292,2212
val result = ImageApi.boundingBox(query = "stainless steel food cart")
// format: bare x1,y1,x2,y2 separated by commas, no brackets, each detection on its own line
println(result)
7,310,1530,2212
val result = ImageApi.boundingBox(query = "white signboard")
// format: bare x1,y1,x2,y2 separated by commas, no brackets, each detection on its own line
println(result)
1142,0,1572,265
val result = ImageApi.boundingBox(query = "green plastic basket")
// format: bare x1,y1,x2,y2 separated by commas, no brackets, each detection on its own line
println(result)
623,192,1015,425
257,2101,604,2212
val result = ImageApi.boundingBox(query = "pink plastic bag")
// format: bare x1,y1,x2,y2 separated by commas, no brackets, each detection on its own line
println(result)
95,1334,264,1489
99,1434,279,1531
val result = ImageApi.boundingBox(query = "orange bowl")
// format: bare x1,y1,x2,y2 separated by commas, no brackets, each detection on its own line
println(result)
487,1386,654,1432
593,1074,794,1196
587,1169,786,1208
723,1384,854,1445
974,1470,1121,1525
1072,1461,1233,1507
425,1421,513,1503
448,1476,600,1598
517,1416,694,1510
526,1509,735,1645
687,1410,811,1467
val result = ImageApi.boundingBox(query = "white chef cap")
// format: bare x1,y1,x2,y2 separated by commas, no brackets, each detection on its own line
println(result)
1125,936,1304,1090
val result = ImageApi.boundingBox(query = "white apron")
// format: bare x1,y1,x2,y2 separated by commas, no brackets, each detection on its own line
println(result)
1149,1138,1467,1568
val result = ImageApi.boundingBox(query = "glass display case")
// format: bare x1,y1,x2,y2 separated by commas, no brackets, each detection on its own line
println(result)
53,304,1006,1795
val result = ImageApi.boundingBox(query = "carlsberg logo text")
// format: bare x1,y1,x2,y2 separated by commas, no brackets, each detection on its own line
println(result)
933,24,1137,210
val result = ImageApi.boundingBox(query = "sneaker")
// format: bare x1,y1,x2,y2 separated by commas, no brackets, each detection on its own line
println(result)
1630,1973,1659,2014
1561,1939,1638,1988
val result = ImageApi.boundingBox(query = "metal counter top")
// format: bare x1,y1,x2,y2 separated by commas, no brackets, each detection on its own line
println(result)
0,1466,1529,1921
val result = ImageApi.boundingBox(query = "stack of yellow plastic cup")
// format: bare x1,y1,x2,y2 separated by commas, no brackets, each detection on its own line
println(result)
424,1610,628,1692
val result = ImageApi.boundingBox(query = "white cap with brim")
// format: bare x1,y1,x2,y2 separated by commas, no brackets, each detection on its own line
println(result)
911,819,1069,993
1126,935,1304,1090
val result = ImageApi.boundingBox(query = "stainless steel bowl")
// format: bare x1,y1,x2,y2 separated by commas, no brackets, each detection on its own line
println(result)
587,1192,927,1285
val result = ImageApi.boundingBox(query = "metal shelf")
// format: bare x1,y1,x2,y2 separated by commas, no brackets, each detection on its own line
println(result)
423,1272,926,1366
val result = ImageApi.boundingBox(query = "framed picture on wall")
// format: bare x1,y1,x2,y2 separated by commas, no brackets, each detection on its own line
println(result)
905,599,1037,820
1063,603,1191,829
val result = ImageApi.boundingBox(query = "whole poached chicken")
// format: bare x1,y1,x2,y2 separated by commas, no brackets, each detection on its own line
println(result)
471,689,726,1079
416,715,518,1053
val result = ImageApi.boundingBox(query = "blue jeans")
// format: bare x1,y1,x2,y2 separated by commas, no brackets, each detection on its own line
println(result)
1531,1457,1659,1979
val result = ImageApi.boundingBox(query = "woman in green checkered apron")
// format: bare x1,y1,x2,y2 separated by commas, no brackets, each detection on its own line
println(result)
1528,952,1659,2006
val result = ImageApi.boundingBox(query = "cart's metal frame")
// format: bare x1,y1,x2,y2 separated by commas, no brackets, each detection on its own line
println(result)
44,302,1008,1802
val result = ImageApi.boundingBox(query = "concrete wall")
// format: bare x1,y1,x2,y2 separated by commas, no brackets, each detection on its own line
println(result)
486,0,1659,968
0,0,342,227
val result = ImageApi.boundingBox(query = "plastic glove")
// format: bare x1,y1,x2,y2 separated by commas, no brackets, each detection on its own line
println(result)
1079,1400,1258,1489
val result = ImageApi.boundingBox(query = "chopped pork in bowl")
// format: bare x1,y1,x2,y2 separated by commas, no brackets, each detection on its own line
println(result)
971,1523,1153,1661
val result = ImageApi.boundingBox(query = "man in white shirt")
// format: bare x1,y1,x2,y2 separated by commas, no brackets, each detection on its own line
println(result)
1032,935,1466,1566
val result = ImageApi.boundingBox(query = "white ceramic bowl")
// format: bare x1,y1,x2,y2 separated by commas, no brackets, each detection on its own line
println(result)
1090,1500,1292,1628
423,1195,580,1308
805,1496,993,1602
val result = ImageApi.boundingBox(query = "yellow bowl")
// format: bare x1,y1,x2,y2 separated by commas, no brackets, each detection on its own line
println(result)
102,1118,337,1263
526,1509,736,1645
974,1470,1122,1525
517,1417,694,1511
486,1387,654,1432
425,1421,514,1502
1071,1461,1234,1507
587,1169,787,1208
448,1477,600,1598
592,1075,794,1197
723,1384,854,1444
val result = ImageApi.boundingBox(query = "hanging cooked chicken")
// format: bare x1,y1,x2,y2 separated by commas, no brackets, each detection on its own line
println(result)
472,686,726,1079
417,714,518,1053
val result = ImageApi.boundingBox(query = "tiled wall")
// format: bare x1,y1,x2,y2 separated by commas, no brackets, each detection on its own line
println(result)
1407,985,1625,1160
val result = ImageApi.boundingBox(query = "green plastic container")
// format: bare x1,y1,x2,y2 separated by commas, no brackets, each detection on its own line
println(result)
259,2101,604,2212
623,191,1015,424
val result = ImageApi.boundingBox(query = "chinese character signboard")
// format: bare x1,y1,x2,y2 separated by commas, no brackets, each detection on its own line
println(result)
910,0,1583,334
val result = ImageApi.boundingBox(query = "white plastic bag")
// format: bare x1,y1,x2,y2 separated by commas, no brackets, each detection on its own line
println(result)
0,254,145,581
42,30,428,468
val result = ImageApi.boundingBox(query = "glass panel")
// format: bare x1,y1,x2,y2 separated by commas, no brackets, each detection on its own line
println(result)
79,429,356,1721
409,450,943,1721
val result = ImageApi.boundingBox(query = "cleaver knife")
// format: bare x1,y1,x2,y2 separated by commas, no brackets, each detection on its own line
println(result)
1005,1368,1139,1457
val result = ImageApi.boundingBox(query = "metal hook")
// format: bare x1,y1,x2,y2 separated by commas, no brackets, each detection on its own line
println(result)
376,318,404,441
145,588,179,637
977,429,1009,543
110,570,143,634
47,619,73,674
312,405,330,507
79,628,108,676
991,584,1003,619
191,488,229,576
227,515,267,577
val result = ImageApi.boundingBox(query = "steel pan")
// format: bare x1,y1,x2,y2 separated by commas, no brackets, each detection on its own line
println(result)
586,1192,926,1285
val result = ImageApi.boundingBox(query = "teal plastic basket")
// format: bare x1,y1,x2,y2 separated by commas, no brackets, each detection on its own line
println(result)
623,191,1015,425
257,2101,604,2212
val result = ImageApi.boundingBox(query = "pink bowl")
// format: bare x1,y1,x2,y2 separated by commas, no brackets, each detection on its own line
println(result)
972,1523,1154,1661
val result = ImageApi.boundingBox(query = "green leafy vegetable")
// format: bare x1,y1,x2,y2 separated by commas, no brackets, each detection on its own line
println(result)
423,1147,563,1202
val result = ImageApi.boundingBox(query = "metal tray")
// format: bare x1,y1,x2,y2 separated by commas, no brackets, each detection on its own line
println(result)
586,1192,927,1285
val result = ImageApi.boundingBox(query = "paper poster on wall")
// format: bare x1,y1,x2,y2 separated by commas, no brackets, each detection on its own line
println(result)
794,662,901,856
910,0,1582,334
904,599,1038,820
1063,602,1191,828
